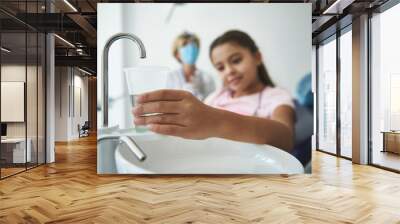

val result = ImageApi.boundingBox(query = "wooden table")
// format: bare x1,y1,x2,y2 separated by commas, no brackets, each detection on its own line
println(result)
381,131,400,154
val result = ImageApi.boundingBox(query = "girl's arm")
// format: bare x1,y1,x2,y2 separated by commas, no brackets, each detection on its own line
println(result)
214,105,295,151
133,89,295,151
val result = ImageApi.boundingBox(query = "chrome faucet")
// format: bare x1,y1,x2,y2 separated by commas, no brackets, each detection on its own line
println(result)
101,33,147,161
102,33,146,127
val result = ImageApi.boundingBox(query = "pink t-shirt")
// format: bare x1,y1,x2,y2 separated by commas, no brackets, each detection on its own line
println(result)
204,86,294,118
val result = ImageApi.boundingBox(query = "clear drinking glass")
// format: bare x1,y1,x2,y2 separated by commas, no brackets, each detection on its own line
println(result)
124,66,171,132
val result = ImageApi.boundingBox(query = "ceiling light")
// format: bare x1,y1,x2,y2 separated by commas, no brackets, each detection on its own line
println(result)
54,34,75,48
322,0,354,15
63,0,78,12
323,0,341,14
76,48,87,56
1,47,11,53
78,67,92,76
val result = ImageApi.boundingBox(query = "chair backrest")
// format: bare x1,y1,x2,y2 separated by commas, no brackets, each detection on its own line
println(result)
294,101,313,146
291,100,313,166
82,121,90,129
295,73,313,109
291,73,314,166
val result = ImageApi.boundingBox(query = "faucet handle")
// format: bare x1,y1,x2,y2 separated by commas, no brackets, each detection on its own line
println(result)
119,135,147,161
98,134,147,162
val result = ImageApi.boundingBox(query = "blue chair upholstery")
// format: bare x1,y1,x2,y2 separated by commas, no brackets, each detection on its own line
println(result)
289,73,313,167
289,72,314,168
291,100,313,167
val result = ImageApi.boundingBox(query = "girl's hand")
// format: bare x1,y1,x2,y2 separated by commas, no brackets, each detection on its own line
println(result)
132,90,218,139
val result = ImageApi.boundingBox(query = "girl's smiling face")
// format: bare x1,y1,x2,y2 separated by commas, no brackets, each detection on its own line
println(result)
211,42,264,97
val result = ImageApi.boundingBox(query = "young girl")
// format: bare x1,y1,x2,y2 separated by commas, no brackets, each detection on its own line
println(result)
132,30,295,151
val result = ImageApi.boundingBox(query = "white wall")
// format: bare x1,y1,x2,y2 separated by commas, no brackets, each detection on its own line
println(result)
98,3,311,129
55,67,68,141
76,74,89,123
123,3,311,93
1,63,47,163
1,65,38,137
55,67,89,141
73,73,89,137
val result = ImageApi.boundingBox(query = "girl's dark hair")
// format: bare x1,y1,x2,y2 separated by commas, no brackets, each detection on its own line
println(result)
209,30,274,87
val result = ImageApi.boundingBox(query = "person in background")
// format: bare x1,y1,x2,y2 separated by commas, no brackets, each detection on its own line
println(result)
133,30,295,151
168,32,215,101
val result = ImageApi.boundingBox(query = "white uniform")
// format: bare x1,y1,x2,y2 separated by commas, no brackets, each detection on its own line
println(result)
167,68,215,101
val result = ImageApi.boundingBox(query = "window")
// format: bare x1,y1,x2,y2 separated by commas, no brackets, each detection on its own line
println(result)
317,36,337,154
339,28,352,158
390,74,400,131
370,3,400,171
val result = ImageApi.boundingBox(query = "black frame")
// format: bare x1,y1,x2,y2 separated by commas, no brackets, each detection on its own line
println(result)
336,28,341,159
315,22,353,161
367,10,373,166
0,0,47,180
315,32,339,157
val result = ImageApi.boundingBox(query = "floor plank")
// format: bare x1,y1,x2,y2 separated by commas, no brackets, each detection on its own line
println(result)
1,135,400,223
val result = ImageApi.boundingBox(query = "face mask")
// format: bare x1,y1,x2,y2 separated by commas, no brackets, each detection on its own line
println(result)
179,42,199,65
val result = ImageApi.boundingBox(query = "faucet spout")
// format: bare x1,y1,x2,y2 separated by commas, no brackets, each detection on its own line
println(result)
102,33,146,127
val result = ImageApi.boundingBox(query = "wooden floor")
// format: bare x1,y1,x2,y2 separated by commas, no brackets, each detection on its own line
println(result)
372,150,400,171
1,163,44,178
1,167,26,178
1,135,400,224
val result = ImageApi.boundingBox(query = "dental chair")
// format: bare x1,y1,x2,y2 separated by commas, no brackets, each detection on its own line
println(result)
290,73,313,172
291,101,313,167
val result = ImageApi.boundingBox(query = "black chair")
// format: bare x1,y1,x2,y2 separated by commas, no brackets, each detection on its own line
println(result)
78,121,90,138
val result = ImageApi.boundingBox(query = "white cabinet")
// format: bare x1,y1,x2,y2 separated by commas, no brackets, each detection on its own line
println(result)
1,138,32,163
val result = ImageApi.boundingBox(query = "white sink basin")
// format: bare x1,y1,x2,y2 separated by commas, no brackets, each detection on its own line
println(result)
97,128,304,174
